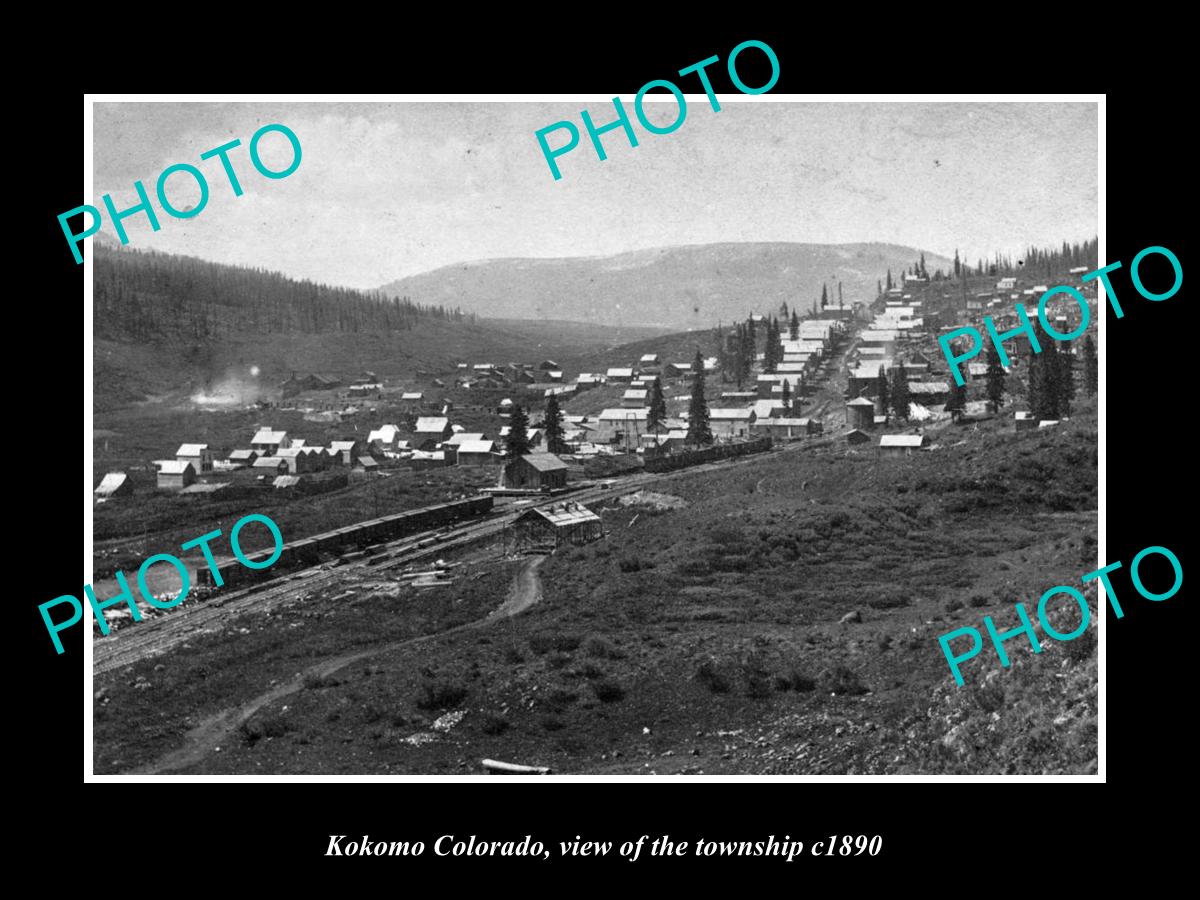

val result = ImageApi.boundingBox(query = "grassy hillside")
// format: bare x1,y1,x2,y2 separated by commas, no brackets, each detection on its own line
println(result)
98,399,1098,775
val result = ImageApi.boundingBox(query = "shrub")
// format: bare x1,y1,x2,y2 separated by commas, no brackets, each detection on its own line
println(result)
480,713,509,736
868,591,909,610
695,659,731,694
583,636,624,659
618,556,642,573
945,599,965,613
547,652,571,670
528,635,555,656
973,683,1005,713
238,714,291,745
820,665,868,696
785,668,817,692
969,594,989,608
503,645,525,664
1064,627,1097,663
415,679,469,711
591,678,626,703
580,662,606,680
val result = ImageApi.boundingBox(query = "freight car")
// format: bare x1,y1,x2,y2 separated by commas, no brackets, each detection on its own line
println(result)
197,495,493,588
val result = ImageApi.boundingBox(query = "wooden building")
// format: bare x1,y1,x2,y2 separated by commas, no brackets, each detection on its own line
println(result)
510,502,603,551
156,460,196,490
503,453,568,490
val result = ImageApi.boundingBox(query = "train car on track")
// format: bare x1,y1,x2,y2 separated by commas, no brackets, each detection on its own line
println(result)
197,495,494,588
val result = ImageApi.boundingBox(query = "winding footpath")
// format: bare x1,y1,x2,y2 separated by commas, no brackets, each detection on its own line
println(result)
132,556,546,775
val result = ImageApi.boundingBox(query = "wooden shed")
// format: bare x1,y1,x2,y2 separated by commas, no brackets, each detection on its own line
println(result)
510,502,603,551
503,453,569,490
156,460,196,490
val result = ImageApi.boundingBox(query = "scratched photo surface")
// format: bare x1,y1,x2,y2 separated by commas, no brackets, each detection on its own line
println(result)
90,101,1099,775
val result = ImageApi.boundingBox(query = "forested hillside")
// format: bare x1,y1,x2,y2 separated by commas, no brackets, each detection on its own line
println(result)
94,245,466,343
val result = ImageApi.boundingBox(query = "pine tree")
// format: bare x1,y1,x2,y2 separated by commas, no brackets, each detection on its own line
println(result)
647,376,667,434
820,284,829,309
1083,335,1098,396
1057,346,1075,416
1030,343,1061,420
764,318,782,374
953,249,961,278
985,343,1006,413
789,310,800,340
891,364,911,421
779,301,789,319
781,378,792,413
919,252,928,278
838,281,844,306
886,269,893,291
877,279,883,299
506,404,531,459
875,370,890,414
739,322,753,384
542,394,566,453
945,378,967,422
687,350,713,445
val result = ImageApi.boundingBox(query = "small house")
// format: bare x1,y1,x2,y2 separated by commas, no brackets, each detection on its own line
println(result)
845,428,871,445
708,408,757,438
250,428,290,455
176,443,213,473
156,460,196,490
329,440,364,466
879,434,926,457
415,417,453,449
846,397,876,430
511,502,603,550
94,472,132,498
503,453,569,490
457,439,499,466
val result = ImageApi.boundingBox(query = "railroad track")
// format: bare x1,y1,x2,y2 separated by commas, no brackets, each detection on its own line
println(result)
93,412,831,677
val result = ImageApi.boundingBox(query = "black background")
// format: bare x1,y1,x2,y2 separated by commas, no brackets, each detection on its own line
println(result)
18,24,1187,884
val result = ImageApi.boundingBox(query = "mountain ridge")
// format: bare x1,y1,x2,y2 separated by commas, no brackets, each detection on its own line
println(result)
379,241,954,330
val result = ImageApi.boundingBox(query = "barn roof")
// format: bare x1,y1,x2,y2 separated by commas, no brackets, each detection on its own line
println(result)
879,435,925,448
457,440,496,454
228,448,257,460
330,440,360,451
518,501,600,528
599,408,648,421
94,472,128,495
176,443,208,456
520,453,568,472
443,433,484,447
415,417,450,433
253,456,286,468
156,460,195,475
709,408,755,420
251,429,286,444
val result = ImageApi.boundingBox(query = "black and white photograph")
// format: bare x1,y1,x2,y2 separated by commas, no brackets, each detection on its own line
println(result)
86,97,1100,777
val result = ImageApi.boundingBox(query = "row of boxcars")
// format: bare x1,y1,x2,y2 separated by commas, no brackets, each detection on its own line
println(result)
198,495,494,588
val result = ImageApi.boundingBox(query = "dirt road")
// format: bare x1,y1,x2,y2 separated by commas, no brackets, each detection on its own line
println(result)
132,555,546,775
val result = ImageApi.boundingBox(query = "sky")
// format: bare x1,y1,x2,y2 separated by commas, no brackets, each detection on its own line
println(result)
92,100,1098,291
